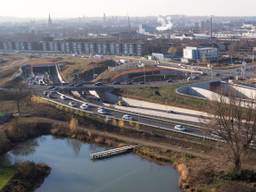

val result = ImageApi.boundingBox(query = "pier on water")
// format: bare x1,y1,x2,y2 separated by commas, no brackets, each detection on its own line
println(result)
90,145,137,160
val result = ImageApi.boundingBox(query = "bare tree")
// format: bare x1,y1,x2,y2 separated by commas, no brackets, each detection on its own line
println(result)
208,92,256,173
0,87,29,114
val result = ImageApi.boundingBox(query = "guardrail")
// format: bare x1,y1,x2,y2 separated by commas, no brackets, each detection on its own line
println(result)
32,95,222,143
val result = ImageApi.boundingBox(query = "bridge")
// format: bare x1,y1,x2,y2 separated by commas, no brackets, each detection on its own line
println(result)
90,145,137,160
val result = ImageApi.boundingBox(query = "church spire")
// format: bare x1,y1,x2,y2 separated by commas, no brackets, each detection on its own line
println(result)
48,13,53,26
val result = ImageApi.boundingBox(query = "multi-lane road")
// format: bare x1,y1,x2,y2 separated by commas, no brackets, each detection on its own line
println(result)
41,90,218,142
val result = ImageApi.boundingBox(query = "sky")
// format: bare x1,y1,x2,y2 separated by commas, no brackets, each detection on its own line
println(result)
0,0,256,18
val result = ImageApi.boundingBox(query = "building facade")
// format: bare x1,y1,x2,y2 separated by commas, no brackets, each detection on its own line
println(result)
183,46,218,63
0,39,145,56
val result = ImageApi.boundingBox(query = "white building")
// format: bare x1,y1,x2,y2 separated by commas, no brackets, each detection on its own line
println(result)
182,47,218,63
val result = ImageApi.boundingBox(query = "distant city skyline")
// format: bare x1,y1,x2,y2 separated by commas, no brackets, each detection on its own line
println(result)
1,0,256,18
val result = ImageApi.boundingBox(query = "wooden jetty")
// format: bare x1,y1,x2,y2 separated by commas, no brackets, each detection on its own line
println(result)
90,145,137,160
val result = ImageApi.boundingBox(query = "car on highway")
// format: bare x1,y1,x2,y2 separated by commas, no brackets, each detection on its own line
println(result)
68,101,78,107
48,86,55,90
97,108,109,115
174,125,187,132
167,110,178,114
43,91,49,96
80,103,89,110
122,114,134,121
60,95,68,100
95,82,104,86
46,93,53,98
112,81,120,85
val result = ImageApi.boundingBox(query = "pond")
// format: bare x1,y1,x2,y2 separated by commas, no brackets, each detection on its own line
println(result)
3,136,180,192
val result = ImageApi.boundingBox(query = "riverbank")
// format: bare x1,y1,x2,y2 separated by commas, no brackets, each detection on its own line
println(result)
1,162,50,192
0,116,256,191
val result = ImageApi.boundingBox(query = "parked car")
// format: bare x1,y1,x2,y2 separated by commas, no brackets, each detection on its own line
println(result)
80,103,89,110
122,114,134,121
68,101,78,107
174,125,187,132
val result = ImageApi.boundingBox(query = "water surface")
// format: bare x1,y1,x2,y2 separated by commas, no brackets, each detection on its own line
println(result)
6,136,180,192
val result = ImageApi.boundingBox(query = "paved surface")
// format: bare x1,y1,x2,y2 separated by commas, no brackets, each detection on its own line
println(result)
114,105,204,124
45,92,211,139
121,97,210,118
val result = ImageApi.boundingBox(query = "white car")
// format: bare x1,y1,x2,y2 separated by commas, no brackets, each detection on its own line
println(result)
122,114,134,121
174,125,187,132
60,95,67,100
68,101,78,107
97,108,108,115
80,103,89,110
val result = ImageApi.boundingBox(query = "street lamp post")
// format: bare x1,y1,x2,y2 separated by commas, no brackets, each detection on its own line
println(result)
144,64,146,84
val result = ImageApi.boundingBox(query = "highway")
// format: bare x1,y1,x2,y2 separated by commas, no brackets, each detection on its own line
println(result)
42,91,218,142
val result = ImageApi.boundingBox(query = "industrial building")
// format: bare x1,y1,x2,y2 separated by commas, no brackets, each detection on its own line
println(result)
182,46,218,63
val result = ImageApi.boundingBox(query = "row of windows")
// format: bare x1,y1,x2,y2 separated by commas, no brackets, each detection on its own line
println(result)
0,41,143,56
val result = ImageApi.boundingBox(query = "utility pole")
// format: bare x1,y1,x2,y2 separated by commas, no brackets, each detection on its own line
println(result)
241,60,247,79
253,47,256,63
143,63,146,84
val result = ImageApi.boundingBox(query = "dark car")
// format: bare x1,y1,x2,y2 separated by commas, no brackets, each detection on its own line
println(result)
167,110,178,114
112,81,120,85
95,82,104,86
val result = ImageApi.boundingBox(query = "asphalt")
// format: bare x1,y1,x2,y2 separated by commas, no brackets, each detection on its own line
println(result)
44,91,211,139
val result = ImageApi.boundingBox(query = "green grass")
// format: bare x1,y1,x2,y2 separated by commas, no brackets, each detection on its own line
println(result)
0,167,16,190
119,83,208,111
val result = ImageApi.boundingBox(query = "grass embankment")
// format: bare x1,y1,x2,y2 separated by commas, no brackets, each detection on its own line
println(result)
119,83,208,111
59,57,116,82
0,55,26,87
0,53,117,85
0,167,16,190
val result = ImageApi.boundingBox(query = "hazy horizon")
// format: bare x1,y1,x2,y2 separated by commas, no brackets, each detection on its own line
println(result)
1,0,256,18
